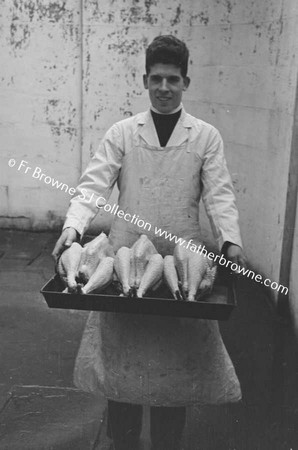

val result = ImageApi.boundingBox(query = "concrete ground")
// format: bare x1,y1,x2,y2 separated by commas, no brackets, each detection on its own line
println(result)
0,230,297,449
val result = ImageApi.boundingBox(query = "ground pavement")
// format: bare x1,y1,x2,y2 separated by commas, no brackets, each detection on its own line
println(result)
0,230,297,450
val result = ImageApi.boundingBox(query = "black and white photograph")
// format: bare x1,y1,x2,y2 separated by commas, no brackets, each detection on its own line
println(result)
0,1,297,449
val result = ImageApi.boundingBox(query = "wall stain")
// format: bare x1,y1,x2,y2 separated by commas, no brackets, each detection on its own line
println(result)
217,0,236,24
46,210,64,228
120,6,142,24
225,0,233,15
221,23,233,45
88,0,158,25
170,4,182,26
9,0,77,51
93,105,107,122
0,215,29,219
45,99,77,141
107,32,148,57
12,0,67,23
10,18,30,50
84,49,91,93
189,11,209,26
266,16,284,65
144,0,158,24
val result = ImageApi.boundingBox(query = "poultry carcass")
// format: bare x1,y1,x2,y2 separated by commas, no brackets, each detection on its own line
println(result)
114,235,164,297
197,263,217,297
80,257,114,294
163,255,182,300
187,252,217,301
173,244,217,301
114,246,133,296
137,253,164,298
173,244,189,295
130,234,158,290
163,255,183,301
57,242,83,292
78,232,114,283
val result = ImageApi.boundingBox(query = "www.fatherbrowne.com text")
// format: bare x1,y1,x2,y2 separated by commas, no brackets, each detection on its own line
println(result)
9,159,289,296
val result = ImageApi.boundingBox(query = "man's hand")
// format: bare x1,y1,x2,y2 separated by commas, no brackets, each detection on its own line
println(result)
225,243,247,272
52,227,79,263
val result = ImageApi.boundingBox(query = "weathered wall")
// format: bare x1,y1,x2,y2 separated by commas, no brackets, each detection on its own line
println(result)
288,75,298,335
0,0,82,230
1,0,298,293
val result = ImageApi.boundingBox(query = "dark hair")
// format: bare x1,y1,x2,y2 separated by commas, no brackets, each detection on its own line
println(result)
145,35,189,77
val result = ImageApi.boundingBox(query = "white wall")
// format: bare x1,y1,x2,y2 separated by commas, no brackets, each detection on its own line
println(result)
0,0,82,230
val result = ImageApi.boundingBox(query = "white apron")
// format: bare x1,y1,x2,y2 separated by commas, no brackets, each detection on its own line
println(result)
74,127,241,406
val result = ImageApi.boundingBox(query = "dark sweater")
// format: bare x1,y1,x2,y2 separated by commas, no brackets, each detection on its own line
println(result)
151,109,182,147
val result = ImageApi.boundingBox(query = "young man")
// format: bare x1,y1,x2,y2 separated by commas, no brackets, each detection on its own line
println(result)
53,35,245,450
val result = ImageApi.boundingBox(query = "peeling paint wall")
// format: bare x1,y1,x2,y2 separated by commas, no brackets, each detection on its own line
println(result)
1,0,298,288
0,0,82,230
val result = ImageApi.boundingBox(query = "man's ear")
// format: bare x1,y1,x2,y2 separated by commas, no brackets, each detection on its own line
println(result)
183,76,190,91
143,74,148,89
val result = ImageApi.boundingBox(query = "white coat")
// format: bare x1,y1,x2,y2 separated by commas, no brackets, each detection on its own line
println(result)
66,108,243,406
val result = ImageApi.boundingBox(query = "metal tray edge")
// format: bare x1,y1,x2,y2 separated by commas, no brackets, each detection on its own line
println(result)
40,275,237,321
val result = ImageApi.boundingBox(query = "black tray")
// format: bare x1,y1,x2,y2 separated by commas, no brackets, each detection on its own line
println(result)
40,271,237,320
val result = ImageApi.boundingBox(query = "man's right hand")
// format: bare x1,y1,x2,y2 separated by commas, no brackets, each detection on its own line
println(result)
52,227,79,263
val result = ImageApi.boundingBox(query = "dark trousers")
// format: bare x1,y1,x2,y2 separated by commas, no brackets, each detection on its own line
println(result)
107,400,186,450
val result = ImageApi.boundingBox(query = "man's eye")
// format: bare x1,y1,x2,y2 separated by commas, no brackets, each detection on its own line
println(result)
149,75,180,83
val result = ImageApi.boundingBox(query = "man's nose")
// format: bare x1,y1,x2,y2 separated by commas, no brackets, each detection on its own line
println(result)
159,78,169,91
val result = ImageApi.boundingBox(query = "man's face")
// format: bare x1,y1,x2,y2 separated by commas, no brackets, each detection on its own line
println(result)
143,63,190,114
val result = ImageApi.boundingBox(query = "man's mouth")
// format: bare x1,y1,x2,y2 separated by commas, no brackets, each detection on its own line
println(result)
158,97,171,101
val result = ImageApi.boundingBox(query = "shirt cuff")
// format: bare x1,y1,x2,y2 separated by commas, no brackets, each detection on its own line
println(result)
218,232,243,252
63,218,85,236
221,240,243,255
